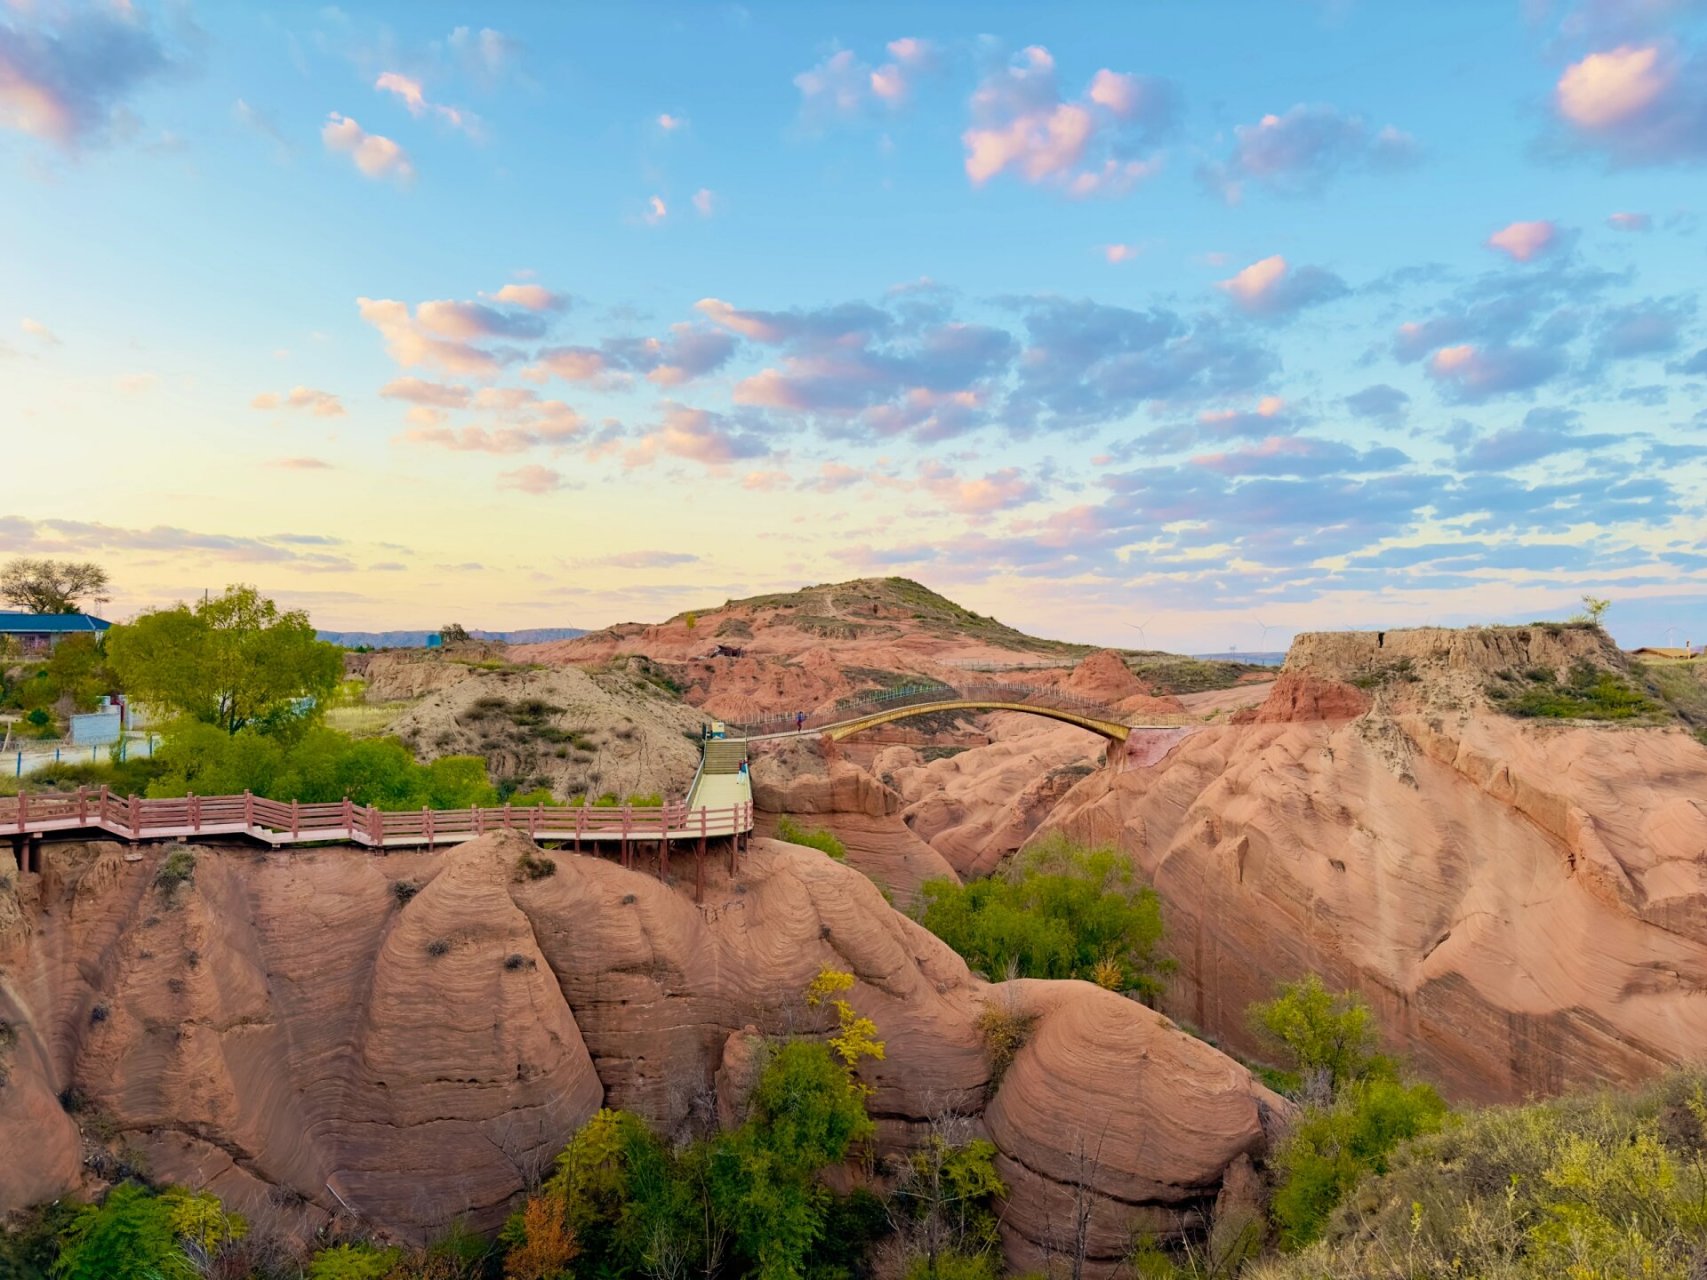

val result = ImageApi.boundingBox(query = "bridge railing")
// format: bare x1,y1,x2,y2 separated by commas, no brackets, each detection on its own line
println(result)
1,788,753,848
727,679,1125,737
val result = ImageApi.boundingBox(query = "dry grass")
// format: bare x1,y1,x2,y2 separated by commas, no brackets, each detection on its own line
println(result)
323,700,415,738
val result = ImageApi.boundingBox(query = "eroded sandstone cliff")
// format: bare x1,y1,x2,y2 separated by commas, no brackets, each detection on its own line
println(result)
0,832,1279,1272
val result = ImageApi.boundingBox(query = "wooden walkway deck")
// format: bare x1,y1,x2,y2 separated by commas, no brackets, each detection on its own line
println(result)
4,783,754,878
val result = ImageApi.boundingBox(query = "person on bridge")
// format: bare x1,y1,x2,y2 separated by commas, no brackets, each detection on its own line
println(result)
795,710,805,733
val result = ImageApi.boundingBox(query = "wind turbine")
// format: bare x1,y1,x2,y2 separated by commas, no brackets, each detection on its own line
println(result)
1126,616,1154,647
1253,617,1280,651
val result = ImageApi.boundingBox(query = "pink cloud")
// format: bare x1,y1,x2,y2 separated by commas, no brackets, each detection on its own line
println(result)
1485,219,1558,261
692,187,716,217
962,47,1170,197
528,346,616,383
379,377,472,408
490,283,566,310
644,195,668,224
695,297,786,342
1216,255,1348,318
251,386,345,417
627,403,768,468
1102,243,1138,264
499,465,566,494
357,298,509,377
742,469,790,492
397,426,536,454
657,112,686,131
322,113,414,182
1556,44,1670,128
918,461,1039,514
375,71,477,136
268,457,335,470
796,38,935,117
1607,210,1652,230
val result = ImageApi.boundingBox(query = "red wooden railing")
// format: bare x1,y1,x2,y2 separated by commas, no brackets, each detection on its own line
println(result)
1,787,755,852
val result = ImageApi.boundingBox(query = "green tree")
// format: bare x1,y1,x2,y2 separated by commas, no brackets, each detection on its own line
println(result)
707,1039,877,1280
1248,974,1385,1101
917,834,1171,999
106,585,343,734
52,1183,194,1280
1,557,109,614
305,1242,402,1279
45,634,113,712
1572,595,1611,625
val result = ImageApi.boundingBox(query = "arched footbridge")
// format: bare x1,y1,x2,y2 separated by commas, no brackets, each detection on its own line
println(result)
734,681,1189,743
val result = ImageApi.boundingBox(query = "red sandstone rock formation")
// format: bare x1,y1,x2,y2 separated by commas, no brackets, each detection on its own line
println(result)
0,831,1278,1271
1038,626,1707,1104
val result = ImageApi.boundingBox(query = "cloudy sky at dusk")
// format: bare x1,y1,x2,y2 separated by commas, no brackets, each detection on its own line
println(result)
3,0,1706,652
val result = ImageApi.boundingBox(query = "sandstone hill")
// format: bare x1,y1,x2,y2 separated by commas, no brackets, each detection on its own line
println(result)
0,832,1280,1273
366,652,706,801
1033,624,1707,1103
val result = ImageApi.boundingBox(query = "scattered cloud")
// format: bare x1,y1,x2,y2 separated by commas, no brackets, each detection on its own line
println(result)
656,112,686,131
499,465,567,494
490,283,566,311
1216,255,1349,319
962,47,1174,197
1201,103,1418,201
448,26,520,84
626,402,769,467
0,1,175,148
268,457,336,470
692,187,716,217
1607,210,1652,230
1595,297,1691,358
379,377,471,408
1487,219,1560,261
1426,343,1564,402
322,113,414,182
917,461,1040,513
358,297,521,377
1102,243,1138,264
20,317,59,345
795,37,937,121
1344,384,1410,423
1553,41,1707,164
0,516,355,570
644,195,668,224
252,387,346,417
375,71,478,137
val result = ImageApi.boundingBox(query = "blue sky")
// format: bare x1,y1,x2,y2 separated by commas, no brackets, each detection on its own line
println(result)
2,1,1705,652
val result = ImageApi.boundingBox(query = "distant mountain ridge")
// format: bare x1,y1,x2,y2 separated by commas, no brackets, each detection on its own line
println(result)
317,627,588,649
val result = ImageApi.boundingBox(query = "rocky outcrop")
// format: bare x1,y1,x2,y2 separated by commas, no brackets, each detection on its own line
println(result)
1038,691,1707,1103
0,832,1279,1267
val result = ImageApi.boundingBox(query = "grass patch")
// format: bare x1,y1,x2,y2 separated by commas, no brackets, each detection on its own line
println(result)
153,847,196,893
1489,661,1660,721
974,1001,1037,1092
776,816,846,859
1126,654,1276,694
515,851,557,881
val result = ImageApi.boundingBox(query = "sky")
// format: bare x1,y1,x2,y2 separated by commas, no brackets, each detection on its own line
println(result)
2,0,1706,654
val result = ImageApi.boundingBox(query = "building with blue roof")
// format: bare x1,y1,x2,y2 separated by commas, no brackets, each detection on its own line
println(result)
0,612,112,655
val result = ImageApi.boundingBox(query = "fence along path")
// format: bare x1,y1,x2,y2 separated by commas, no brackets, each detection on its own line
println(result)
3,770,754,872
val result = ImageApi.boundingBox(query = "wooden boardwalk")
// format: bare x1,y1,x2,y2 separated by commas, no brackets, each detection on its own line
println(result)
5,751,755,894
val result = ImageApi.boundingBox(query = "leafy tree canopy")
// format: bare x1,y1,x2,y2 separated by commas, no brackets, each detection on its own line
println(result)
1248,974,1389,1101
917,834,1171,999
106,585,343,734
1,557,110,614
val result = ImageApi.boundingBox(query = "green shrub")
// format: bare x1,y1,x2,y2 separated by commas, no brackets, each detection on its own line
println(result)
1270,1078,1448,1246
777,815,846,859
144,721,498,810
305,1242,401,1279
974,1001,1037,1090
1251,1071,1707,1279
1491,661,1659,720
153,848,196,893
1248,974,1389,1100
917,834,1170,998
53,1183,195,1280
